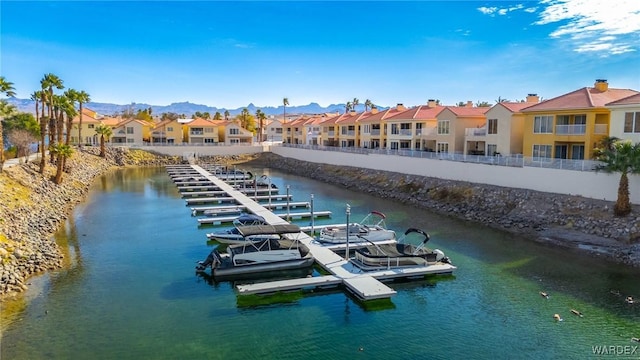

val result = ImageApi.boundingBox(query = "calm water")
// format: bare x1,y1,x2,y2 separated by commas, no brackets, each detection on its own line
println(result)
2,167,639,360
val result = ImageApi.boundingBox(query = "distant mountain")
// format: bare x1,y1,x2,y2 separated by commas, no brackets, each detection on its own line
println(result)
5,98,361,118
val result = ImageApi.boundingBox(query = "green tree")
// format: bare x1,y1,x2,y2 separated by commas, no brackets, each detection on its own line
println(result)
476,101,492,107
75,90,90,149
345,101,352,113
352,98,360,111
255,109,266,142
224,110,230,121
594,139,640,216
40,73,64,173
364,99,372,111
236,108,256,131
49,143,73,184
95,124,112,158
135,108,153,122
2,112,39,137
283,97,289,123
0,76,16,171
160,112,180,121
213,111,222,120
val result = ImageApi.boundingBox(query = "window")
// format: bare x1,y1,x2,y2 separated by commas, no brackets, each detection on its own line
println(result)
487,144,498,156
437,121,449,135
204,127,213,133
624,112,640,133
488,119,498,134
436,142,449,153
275,128,283,134
88,124,95,129
167,127,173,132
574,114,586,125
390,141,399,150
533,116,553,133
126,138,134,143
532,144,552,160
204,138,215,143
126,127,134,134
230,128,239,135
391,124,399,135
190,127,203,135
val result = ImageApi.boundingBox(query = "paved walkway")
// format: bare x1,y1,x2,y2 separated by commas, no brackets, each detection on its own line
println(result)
2,153,43,170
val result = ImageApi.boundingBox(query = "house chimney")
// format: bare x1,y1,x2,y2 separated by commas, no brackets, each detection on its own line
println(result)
526,93,540,103
466,101,473,108
594,79,608,92
396,103,406,111
371,108,379,114
427,99,437,107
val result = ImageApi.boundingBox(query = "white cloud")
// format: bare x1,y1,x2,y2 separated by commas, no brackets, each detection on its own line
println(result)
477,6,498,15
477,4,525,16
534,0,640,56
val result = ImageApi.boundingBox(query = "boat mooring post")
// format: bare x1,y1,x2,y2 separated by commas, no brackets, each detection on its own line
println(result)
268,178,272,208
286,185,291,221
345,204,350,260
310,194,314,235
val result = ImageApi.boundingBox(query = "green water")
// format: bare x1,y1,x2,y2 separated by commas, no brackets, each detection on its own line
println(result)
2,167,639,359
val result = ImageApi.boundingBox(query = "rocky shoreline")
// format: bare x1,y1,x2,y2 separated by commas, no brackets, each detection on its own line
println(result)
1,149,638,300
246,153,640,267
0,148,263,299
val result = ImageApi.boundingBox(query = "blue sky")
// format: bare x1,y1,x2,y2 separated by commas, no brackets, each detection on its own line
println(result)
2,1,639,109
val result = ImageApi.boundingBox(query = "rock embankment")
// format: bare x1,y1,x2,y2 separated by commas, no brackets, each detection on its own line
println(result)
247,153,640,267
0,147,185,299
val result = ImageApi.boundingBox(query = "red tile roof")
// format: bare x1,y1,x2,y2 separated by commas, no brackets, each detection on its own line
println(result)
445,106,490,116
497,102,536,112
606,92,640,106
523,87,639,112
186,117,217,127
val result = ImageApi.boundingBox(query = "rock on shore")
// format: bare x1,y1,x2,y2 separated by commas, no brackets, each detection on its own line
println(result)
245,153,640,267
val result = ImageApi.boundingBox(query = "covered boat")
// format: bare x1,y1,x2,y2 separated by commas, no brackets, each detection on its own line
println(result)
196,224,314,279
318,211,396,244
206,213,277,244
351,228,451,270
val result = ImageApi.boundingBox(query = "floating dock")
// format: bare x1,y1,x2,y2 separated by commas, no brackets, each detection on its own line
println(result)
190,202,310,215
185,165,456,301
197,210,332,225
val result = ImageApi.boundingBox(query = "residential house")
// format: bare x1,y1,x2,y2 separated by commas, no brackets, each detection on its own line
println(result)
217,120,254,145
111,119,151,144
358,106,406,149
386,101,444,151
522,79,639,160
68,108,102,145
318,113,348,147
184,117,219,144
151,118,184,144
264,119,284,142
427,102,489,154
606,93,640,144
282,116,309,144
337,111,366,148
464,95,539,156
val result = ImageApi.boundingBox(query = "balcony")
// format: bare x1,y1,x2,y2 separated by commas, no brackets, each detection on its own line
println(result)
371,129,381,136
190,130,204,135
555,124,586,135
594,124,608,134
465,128,487,137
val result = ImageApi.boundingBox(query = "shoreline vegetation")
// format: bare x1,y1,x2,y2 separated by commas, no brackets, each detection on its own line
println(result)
1,149,638,303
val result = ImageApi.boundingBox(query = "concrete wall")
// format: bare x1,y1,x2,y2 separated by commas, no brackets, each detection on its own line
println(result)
271,146,640,204
135,145,266,157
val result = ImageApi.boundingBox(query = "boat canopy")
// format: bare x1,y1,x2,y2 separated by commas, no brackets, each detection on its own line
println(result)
237,224,302,237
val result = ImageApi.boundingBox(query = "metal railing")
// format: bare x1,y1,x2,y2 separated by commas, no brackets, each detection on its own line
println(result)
280,143,602,171
555,124,586,135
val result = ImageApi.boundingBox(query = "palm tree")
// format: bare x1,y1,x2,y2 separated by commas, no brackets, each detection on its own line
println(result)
283,97,289,123
224,110,230,121
75,90,90,149
352,98,360,112
213,111,222,120
50,143,73,184
0,76,16,172
364,99,372,112
95,124,112,158
594,139,640,216
255,109,266,142
345,101,352,113
240,108,249,129
40,73,64,173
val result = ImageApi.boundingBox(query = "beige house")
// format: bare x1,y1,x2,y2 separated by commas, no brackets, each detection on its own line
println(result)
151,118,184,144
185,117,219,144
68,108,102,146
111,119,151,144
426,103,489,154
265,119,284,142
386,102,443,151
606,93,640,144
464,96,539,156
217,120,254,145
